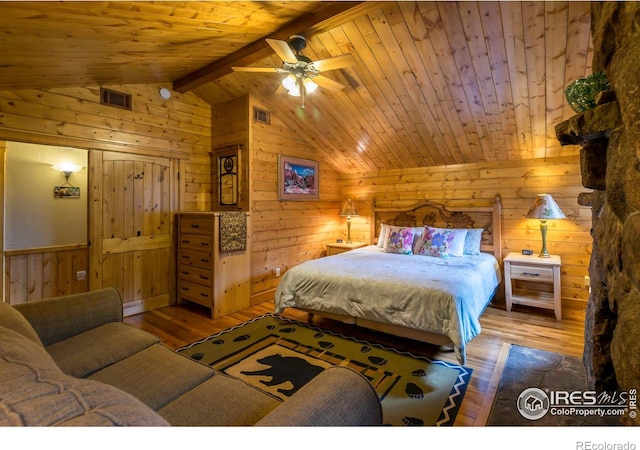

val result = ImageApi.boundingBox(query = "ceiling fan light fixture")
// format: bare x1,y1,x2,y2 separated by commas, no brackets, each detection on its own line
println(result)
287,84,301,97
303,77,318,94
282,73,297,91
233,35,354,107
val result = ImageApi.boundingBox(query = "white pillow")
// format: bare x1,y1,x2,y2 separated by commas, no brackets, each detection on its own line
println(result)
377,224,389,248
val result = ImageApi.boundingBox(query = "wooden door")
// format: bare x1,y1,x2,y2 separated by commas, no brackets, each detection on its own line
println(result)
89,150,178,316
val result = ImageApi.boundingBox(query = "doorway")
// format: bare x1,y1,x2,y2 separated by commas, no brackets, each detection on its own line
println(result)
88,150,178,316
3,142,88,303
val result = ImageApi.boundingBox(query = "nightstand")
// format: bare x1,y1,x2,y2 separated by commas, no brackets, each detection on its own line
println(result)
504,252,562,320
326,241,367,256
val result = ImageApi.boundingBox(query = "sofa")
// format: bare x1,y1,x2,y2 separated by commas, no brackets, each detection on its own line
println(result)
0,287,383,426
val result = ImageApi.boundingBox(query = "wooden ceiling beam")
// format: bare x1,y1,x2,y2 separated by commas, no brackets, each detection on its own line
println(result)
172,1,379,93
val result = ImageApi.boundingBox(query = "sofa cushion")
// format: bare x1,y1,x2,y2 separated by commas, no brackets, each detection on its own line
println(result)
0,325,169,426
13,288,123,346
46,322,160,378
158,373,280,426
0,301,44,347
89,344,214,411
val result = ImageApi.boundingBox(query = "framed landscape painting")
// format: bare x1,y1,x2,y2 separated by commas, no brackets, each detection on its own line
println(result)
278,155,319,201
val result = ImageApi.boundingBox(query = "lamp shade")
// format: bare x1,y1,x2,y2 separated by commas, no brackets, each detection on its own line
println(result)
526,194,565,258
339,199,359,217
303,77,318,93
526,194,566,220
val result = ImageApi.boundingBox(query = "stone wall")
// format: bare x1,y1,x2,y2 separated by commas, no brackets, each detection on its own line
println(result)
560,2,640,425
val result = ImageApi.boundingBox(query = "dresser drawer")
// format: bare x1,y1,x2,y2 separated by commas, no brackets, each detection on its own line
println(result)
179,233,212,252
179,264,212,287
180,215,213,235
179,280,213,307
179,248,213,270
509,264,554,283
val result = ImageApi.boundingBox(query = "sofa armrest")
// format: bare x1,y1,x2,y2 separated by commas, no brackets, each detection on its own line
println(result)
255,366,382,426
13,288,124,346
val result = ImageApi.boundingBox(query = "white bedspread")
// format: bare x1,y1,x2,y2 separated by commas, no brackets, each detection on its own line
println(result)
274,245,501,364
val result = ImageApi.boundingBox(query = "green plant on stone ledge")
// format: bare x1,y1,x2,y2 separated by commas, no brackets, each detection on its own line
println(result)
565,72,611,113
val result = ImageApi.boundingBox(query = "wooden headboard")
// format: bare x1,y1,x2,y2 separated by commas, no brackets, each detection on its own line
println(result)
372,194,503,260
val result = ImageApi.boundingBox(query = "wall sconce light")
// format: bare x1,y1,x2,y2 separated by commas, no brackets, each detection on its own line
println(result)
54,163,81,183
526,193,566,257
339,198,360,244
52,163,82,198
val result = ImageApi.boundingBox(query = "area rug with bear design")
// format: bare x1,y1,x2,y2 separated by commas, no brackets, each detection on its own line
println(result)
177,313,472,426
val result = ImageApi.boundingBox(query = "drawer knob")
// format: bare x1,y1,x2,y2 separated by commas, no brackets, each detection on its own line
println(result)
522,272,540,277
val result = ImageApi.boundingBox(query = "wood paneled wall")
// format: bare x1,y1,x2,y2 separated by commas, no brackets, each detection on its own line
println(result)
211,95,343,303
0,83,211,303
340,154,592,309
0,83,211,210
247,97,342,303
5,245,88,303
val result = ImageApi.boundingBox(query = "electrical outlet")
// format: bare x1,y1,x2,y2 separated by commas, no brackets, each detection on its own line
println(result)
584,275,591,288
275,267,281,277
76,270,86,281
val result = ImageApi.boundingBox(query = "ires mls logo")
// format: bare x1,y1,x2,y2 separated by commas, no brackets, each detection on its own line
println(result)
517,388,635,420
517,388,550,420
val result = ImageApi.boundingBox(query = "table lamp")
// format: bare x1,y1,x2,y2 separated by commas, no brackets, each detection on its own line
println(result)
526,193,566,258
339,199,360,244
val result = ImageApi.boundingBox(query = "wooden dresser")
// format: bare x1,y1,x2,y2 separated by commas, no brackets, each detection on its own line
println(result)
176,212,251,318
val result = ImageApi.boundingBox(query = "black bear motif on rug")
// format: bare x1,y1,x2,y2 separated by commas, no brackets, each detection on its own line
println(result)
240,353,325,396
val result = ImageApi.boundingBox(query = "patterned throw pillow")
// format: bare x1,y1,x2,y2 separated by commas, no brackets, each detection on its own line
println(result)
415,226,467,258
384,227,415,254
462,228,484,255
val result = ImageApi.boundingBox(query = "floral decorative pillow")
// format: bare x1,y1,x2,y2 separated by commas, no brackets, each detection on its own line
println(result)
384,227,415,255
379,225,423,251
415,226,467,258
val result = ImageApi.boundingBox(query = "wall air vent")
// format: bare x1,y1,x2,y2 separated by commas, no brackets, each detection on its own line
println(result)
100,88,132,110
253,107,271,125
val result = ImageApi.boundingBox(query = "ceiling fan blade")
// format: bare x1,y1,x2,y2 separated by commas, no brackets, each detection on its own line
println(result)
232,67,280,73
274,84,288,95
310,54,356,72
266,38,298,64
313,75,346,92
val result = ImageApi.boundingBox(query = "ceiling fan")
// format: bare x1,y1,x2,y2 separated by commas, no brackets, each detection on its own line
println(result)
232,35,356,108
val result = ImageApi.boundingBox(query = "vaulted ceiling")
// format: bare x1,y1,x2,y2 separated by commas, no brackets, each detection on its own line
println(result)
0,1,593,174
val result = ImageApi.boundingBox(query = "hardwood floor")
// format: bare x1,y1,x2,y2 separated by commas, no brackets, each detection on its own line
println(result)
124,298,587,426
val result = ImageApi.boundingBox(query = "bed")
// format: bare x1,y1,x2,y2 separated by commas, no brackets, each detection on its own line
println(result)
274,195,503,365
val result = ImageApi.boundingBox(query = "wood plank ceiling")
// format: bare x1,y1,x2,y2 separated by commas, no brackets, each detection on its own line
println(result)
0,1,593,174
